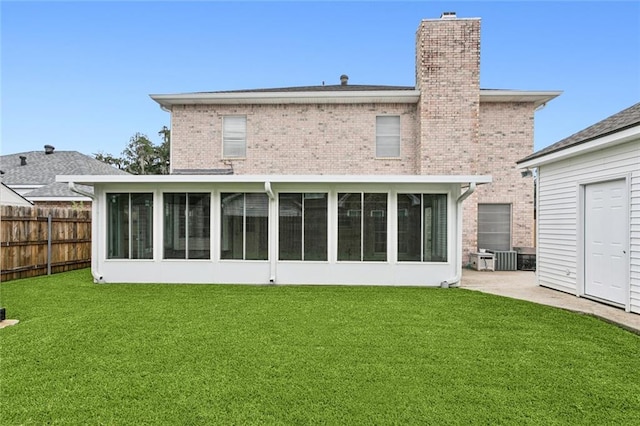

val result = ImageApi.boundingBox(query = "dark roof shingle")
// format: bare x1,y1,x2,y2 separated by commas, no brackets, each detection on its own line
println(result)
0,150,129,198
518,102,640,164
200,84,416,94
0,150,128,186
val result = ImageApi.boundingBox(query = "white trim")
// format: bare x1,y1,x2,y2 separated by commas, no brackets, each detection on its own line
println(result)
577,174,632,311
149,90,560,109
57,174,492,185
7,185,41,190
6,185,42,196
25,196,90,202
479,90,562,108
518,124,640,169
150,91,421,107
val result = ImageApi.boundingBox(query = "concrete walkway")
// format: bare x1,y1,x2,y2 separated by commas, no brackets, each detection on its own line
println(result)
461,269,640,334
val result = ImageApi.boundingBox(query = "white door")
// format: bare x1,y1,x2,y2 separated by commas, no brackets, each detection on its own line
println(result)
584,179,628,305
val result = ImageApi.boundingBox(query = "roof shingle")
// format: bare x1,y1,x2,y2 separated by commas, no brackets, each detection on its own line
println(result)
0,150,129,198
518,102,640,164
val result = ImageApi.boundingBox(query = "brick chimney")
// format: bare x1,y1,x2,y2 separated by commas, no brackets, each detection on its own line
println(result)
415,13,481,174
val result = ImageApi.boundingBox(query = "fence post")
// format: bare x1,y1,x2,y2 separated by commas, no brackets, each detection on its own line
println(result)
47,214,52,275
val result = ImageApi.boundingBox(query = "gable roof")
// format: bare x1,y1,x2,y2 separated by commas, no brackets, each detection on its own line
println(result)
518,102,640,164
0,150,129,199
0,150,128,186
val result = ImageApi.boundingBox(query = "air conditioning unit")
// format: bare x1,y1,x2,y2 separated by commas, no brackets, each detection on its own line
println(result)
489,250,518,271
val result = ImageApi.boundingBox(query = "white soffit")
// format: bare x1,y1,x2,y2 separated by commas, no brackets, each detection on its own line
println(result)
57,174,492,186
150,90,561,109
479,90,562,108
150,91,421,107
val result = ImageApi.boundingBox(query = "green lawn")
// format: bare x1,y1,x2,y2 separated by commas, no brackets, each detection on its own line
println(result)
1,269,639,425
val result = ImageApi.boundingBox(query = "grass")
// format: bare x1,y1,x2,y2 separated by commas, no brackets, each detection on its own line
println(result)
1,269,639,425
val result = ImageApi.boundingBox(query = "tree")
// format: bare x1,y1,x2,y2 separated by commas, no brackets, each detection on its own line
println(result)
94,127,170,175
156,126,170,175
93,151,125,170
121,133,156,175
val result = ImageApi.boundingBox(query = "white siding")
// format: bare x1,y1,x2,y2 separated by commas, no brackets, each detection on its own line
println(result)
631,173,640,312
536,139,640,313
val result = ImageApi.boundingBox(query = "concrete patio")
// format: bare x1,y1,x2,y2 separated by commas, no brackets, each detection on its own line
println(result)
461,269,640,334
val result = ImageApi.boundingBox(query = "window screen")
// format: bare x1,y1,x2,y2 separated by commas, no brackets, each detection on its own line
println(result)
223,116,246,158
477,203,511,251
376,116,400,157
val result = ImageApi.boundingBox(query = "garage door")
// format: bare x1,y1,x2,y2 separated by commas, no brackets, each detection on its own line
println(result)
584,179,628,305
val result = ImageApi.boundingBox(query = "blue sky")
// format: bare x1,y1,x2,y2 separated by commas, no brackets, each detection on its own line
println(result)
1,1,639,157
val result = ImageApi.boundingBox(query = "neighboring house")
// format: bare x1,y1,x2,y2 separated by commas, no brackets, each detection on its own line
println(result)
57,13,560,285
0,145,129,208
0,182,33,206
518,102,640,314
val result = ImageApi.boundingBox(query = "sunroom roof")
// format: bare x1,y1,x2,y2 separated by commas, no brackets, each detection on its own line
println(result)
57,174,492,186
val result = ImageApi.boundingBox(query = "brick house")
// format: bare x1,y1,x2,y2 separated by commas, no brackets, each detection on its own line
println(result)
58,13,560,285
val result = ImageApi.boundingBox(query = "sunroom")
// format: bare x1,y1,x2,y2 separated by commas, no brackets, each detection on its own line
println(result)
57,175,490,286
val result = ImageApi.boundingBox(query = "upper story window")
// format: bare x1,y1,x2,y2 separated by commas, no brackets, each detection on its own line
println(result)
376,116,400,158
223,116,246,158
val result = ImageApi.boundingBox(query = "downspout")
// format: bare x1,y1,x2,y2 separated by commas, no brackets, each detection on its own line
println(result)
441,182,476,288
264,181,276,284
68,182,104,283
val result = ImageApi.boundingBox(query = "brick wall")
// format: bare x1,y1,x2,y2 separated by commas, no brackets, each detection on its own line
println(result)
168,15,536,260
460,102,535,259
171,103,419,175
32,200,92,210
415,17,481,175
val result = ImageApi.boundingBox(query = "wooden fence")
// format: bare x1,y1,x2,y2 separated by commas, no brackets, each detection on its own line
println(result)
1,205,91,281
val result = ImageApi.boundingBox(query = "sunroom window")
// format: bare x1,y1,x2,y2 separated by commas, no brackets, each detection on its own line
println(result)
338,192,387,261
221,192,268,260
278,193,328,261
163,193,211,259
107,193,153,259
397,194,448,262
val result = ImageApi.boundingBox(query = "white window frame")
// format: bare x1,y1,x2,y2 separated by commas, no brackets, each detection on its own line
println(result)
376,115,401,158
223,115,247,158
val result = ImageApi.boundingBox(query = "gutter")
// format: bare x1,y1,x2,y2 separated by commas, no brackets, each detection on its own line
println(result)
150,90,421,107
68,182,94,199
441,182,477,288
68,182,104,283
265,181,277,284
